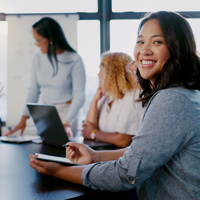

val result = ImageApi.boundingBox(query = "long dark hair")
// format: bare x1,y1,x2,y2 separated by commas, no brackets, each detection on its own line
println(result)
32,17,76,76
136,11,200,106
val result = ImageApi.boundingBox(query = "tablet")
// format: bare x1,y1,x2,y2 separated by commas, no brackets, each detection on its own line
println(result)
35,153,82,166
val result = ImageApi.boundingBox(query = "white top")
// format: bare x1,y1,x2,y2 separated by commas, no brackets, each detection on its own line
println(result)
97,91,145,135
23,51,86,123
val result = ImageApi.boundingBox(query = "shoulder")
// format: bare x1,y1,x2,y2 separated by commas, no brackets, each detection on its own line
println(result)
64,52,85,68
124,90,139,98
65,51,83,62
121,90,140,103
145,87,200,116
120,91,145,113
150,87,199,104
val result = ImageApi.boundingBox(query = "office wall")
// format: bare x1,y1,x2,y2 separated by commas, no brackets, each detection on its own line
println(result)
6,14,78,127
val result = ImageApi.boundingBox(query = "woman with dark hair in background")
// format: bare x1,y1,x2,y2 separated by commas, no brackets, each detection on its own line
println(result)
7,17,86,137
30,11,200,200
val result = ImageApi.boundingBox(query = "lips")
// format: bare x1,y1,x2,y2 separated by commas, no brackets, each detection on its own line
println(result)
140,59,157,68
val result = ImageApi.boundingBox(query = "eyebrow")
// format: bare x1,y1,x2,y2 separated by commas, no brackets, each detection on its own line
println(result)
137,34,164,38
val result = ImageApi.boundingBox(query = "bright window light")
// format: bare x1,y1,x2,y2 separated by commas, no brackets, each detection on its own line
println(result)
0,0,97,13
112,0,200,12
110,19,200,58
77,20,100,119
110,19,140,58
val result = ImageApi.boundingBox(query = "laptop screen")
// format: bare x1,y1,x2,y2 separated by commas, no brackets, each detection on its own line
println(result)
27,103,69,148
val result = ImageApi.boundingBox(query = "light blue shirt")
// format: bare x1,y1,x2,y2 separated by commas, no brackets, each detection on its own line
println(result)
23,51,86,123
82,87,200,200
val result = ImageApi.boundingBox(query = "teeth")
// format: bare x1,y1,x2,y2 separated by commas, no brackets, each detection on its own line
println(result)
142,60,155,64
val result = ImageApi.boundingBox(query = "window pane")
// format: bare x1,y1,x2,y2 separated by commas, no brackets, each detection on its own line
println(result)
110,19,140,58
77,20,100,119
0,21,8,121
110,18,200,59
188,19,200,54
112,0,200,12
0,0,97,13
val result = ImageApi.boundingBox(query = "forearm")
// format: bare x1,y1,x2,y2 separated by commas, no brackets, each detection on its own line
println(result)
95,131,133,147
94,148,127,162
85,98,99,126
22,115,29,120
30,156,85,186
55,165,84,185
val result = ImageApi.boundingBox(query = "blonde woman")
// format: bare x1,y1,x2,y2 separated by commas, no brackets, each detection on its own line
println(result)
82,52,144,147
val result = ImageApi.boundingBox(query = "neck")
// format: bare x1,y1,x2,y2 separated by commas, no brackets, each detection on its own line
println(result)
56,48,65,54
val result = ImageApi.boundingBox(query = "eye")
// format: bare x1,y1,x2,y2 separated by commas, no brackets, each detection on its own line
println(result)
101,62,105,67
154,41,163,44
136,40,144,44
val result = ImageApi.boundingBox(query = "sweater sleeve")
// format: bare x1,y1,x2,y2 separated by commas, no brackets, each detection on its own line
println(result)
22,54,41,116
81,89,194,191
64,55,86,123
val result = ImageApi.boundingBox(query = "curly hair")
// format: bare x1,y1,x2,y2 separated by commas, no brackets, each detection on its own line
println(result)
101,52,137,100
135,11,200,106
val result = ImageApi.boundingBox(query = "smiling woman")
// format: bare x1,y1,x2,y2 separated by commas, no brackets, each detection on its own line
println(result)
30,11,200,200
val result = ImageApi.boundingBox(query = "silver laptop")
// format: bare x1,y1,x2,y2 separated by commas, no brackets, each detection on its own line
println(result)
26,103,113,149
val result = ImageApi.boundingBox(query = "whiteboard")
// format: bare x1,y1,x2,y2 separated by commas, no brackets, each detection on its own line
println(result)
6,14,79,127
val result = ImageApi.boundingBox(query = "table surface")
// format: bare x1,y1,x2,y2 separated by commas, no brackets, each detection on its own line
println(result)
0,141,138,200
0,141,95,200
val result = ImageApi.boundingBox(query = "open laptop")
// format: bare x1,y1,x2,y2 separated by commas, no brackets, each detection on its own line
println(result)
26,103,113,149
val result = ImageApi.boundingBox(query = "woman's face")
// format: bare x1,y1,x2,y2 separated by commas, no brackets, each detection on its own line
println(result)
98,60,106,89
32,28,49,54
134,19,170,84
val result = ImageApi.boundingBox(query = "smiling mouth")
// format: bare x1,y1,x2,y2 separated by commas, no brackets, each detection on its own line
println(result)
141,60,156,65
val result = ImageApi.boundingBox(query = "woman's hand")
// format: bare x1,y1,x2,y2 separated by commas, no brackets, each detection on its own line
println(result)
6,115,28,136
65,142,97,165
93,86,104,102
82,121,97,139
29,154,64,176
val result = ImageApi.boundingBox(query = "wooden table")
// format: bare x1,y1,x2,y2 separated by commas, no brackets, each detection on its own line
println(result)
0,141,137,200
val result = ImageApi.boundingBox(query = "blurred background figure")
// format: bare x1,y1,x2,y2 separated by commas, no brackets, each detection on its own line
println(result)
82,52,145,147
7,17,86,137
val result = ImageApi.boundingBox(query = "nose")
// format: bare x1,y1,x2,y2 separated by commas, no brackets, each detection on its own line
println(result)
140,44,152,55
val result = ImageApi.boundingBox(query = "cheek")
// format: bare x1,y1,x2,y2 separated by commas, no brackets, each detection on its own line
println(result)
45,43,49,50
164,51,171,63
42,40,49,48
157,48,170,64
98,71,102,79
